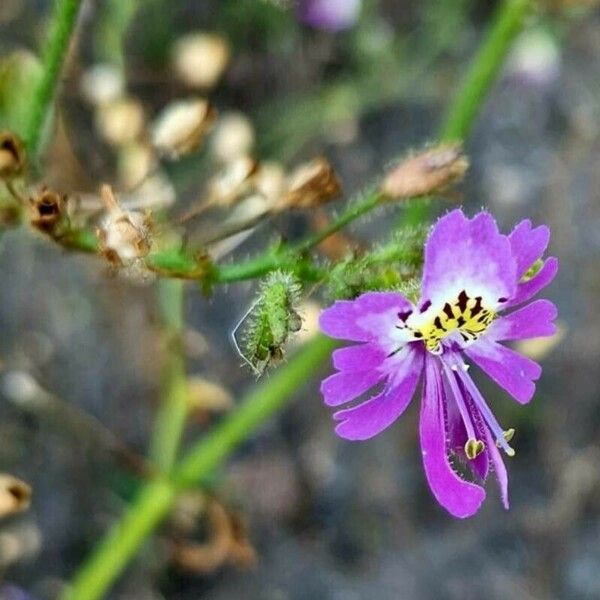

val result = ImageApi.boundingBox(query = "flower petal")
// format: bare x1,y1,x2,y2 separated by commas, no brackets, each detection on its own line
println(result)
483,426,509,510
421,209,516,313
506,257,558,309
465,338,542,404
319,292,414,348
488,299,558,341
509,220,550,279
321,369,383,407
333,346,423,440
420,354,486,518
332,343,387,371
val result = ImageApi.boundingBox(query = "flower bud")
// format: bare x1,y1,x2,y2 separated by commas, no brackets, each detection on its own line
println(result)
172,33,230,89
95,97,145,146
151,98,217,159
381,143,469,200
277,157,341,210
236,271,303,376
28,187,68,237
0,131,26,180
97,184,152,266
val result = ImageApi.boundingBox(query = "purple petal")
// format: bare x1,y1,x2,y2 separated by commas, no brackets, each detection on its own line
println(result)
297,0,362,31
420,354,486,518
333,346,423,440
506,257,558,308
483,426,509,509
319,292,413,347
332,343,387,371
488,299,558,341
421,209,516,311
465,338,542,404
509,220,550,279
321,369,383,407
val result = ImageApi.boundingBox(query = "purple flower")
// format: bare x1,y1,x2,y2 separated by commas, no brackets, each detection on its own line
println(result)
319,209,559,518
297,0,362,32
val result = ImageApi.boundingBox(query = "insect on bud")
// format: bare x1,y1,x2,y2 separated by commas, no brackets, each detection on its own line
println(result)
29,187,69,237
381,143,469,200
277,157,341,210
97,184,152,267
0,131,26,180
233,271,303,376
151,98,217,159
172,32,230,90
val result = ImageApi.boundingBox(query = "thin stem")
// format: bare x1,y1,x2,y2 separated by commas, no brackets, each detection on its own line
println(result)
61,336,335,600
148,279,189,472
24,0,84,158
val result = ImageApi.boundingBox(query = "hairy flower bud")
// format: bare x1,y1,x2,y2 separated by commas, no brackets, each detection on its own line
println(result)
277,157,341,210
234,272,303,376
97,184,152,266
0,131,26,180
381,143,469,200
151,98,217,159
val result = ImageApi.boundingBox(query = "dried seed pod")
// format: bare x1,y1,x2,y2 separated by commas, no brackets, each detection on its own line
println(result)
95,97,145,147
187,376,234,422
208,155,259,206
278,157,341,210
80,63,125,106
0,475,31,518
117,142,155,189
381,143,469,200
210,112,255,163
97,184,152,266
151,98,217,159
0,131,26,180
172,33,230,89
28,187,69,237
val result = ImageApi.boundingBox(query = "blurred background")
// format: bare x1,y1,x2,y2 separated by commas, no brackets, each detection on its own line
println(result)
0,0,599,598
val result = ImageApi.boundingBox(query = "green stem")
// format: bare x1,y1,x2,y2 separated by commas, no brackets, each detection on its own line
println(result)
61,335,335,600
24,0,83,158
148,279,189,471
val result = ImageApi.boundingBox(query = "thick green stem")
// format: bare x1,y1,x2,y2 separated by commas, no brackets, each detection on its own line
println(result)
61,335,335,600
24,0,83,158
64,1,534,595
148,280,189,471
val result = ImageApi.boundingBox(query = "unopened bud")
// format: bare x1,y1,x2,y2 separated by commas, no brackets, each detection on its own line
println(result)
97,184,152,266
381,143,469,200
210,112,255,163
0,131,26,180
95,97,145,146
151,98,217,159
172,32,230,89
278,157,341,210
28,187,68,237
0,475,31,519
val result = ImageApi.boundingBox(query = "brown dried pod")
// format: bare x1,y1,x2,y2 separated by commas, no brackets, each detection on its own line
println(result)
0,131,26,180
381,143,469,200
0,474,31,518
151,98,217,159
97,184,152,266
278,157,341,210
29,188,68,236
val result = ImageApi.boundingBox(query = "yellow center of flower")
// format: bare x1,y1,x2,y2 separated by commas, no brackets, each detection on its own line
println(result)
416,290,496,353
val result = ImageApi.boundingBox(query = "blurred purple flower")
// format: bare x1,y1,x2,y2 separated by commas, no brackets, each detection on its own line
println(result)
297,0,362,31
319,209,558,518
0,585,37,600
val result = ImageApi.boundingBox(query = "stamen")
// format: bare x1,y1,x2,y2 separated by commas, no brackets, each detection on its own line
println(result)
496,428,515,446
441,359,478,443
465,438,485,460
449,354,516,457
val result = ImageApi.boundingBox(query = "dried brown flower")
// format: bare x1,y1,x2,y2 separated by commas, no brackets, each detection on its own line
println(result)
0,474,31,518
29,187,68,236
381,143,469,200
277,157,341,210
0,131,26,180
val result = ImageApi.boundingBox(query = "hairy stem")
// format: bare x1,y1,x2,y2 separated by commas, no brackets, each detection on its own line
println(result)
24,0,83,158
148,280,189,472
61,336,335,600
